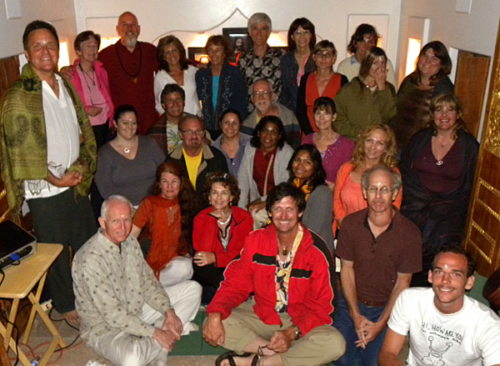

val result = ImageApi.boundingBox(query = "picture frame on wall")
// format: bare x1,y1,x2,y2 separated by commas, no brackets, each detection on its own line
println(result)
223,27,252,63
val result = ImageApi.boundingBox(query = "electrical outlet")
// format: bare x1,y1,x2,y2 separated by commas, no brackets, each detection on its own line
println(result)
41,300,52,312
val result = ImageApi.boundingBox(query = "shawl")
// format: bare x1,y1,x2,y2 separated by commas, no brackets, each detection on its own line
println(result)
134,196,184,278
399,128,478,257
0,63,97,220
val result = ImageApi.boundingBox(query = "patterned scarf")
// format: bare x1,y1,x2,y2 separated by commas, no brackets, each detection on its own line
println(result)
292,178,313,201
0,63,96,220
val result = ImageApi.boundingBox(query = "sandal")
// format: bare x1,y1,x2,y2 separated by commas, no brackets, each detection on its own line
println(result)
215,351,252,366
251,353,260,366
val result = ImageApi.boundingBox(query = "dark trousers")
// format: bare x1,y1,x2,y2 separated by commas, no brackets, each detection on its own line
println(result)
27,188,97,313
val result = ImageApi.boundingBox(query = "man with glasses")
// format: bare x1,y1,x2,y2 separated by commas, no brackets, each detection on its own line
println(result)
337,23,397,86
242,79,301,148
168,115,227,197
334,166,422,366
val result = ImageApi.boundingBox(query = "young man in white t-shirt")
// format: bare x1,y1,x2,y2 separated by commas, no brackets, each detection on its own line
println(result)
379,245,500,366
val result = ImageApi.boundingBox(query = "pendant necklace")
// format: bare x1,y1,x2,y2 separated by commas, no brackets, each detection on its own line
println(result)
79,64,96,86
124,147,131,154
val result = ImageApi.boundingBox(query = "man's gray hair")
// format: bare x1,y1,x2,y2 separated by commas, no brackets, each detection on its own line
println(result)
101,195,134,219
248,12,272,33
361,165,402,191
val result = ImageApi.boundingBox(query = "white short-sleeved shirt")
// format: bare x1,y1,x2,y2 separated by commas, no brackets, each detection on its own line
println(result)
389,287,500,366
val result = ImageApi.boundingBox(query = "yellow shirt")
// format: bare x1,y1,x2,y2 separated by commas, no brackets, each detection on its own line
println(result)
183,148,202,189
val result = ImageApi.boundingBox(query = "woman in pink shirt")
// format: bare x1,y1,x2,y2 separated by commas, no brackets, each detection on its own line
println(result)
70,31,114,149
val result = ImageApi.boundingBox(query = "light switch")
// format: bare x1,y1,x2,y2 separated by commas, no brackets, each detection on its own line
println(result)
456,0,472,14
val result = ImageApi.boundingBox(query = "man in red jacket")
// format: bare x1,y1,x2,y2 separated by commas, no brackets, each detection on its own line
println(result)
203,183,345,366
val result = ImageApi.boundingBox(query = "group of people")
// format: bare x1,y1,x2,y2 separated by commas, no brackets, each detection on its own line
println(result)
0,9,499,366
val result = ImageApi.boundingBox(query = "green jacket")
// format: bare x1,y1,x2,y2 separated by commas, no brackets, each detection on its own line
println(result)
334,77,397,140
0,63,96,220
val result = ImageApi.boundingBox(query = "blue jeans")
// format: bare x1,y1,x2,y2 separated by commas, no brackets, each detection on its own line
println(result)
333,291,387,366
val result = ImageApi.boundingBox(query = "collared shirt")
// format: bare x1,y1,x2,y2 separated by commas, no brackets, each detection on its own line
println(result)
72,230,171,343
238,47,286,112
24,74,80,199
336,208,422,302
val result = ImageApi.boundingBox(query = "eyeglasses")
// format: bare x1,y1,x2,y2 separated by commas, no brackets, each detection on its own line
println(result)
252,90,272,98
293,30,311,37
366,186,394,195
181,130,204,136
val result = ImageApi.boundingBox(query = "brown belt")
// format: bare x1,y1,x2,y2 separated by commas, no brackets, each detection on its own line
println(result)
357,297,387,307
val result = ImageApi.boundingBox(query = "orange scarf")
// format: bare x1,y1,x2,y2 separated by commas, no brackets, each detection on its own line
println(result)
292,178,312,201
145,196,182,278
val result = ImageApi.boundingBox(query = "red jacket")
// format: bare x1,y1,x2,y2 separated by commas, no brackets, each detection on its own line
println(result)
193,206,253,267
207,224,336,335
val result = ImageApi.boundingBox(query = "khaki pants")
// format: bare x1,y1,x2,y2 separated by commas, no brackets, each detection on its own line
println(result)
222,302,346,366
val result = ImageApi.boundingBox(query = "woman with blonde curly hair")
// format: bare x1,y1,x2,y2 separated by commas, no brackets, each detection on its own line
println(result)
334,123,402,229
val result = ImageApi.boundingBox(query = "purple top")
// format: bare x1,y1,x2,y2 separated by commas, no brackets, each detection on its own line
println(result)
414,138,463,194
302,133,355,183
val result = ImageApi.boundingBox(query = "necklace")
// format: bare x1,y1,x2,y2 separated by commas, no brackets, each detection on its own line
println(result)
217,212,232,225
124,147,131,154
115,42,142,83
282,247,289,256
79,64,96,86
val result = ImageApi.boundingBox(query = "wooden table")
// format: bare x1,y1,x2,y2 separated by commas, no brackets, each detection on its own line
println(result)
0,243,65,366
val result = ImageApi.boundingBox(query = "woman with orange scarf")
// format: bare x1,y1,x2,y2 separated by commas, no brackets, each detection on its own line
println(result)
132,160,200,287
288,144,334,254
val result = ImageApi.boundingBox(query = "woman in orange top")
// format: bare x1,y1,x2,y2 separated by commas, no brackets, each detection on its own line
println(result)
297,40,348,135
334,123,402,230
132,160,200,288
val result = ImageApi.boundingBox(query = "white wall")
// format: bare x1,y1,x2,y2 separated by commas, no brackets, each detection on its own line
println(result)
397,0,500,138
0,0,77,59
72,0,401,72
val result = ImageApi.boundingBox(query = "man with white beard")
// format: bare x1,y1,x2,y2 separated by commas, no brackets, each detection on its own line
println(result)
99,11,159,134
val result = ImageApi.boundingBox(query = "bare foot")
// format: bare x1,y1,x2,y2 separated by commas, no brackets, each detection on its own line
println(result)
63,310,80,324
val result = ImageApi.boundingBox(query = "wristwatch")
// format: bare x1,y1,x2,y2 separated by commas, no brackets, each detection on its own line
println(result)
294,325,302,340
